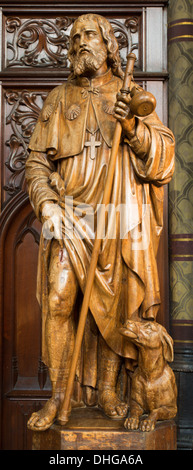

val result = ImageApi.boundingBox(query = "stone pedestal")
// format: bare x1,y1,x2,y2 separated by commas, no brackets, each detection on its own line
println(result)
32,407,177,450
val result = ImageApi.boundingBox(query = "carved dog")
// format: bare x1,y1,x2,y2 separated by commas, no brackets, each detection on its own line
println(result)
120,320,177,432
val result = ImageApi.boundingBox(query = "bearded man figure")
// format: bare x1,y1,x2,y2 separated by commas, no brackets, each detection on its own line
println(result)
26,14,175,431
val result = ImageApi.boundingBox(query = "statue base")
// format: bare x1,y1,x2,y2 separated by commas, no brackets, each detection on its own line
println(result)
32,407,177,450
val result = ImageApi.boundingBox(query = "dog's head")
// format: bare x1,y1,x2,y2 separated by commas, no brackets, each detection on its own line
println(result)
120,320,174,362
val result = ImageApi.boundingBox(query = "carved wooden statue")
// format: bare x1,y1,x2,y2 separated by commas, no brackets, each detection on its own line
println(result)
120,321,177,431
25,13,176,432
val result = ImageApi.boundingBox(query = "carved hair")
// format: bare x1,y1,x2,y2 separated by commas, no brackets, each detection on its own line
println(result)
68,14,124,79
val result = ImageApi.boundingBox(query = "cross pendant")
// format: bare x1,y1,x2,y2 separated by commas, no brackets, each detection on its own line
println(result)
85,134,101,160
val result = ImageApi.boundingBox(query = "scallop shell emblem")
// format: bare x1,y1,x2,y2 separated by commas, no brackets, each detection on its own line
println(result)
102,101,115,116
41,104,54,121
66,104,81,121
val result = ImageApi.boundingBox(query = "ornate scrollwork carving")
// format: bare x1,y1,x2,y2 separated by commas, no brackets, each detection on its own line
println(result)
4,90,47,195
4,15,140,197
110,17,139,66
6,16,74,68
5,16,140,69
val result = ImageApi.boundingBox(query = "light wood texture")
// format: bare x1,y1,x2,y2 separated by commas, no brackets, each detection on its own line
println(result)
58,53,136,425
32,407,177,450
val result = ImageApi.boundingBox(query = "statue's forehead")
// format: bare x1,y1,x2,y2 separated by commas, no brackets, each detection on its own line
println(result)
71,18,100,36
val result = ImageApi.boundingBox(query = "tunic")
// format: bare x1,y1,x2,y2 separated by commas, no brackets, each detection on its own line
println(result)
25,68,175,371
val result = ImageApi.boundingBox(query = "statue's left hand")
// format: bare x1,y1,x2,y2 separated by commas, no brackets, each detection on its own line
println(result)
41,202,64,248
114,92,136,137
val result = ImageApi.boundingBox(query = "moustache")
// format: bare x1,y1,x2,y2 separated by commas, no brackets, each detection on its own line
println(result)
76,47,96,57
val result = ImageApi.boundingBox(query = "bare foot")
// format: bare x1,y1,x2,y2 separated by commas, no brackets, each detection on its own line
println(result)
98,389,128,419
27,397,60,431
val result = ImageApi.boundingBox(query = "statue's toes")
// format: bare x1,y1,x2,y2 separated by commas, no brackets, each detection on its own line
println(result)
27,398,58,431
99,390,128,420
104,404,118,417
27,412,40,429
27,413,55,431
116,404,128,417
34,416,53,430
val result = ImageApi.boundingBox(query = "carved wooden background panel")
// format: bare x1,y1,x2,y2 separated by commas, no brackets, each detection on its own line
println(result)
5,16,140,70
0,2,168,449
1,12,142,207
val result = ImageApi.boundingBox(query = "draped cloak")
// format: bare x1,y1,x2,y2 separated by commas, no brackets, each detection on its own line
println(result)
25,68,175,380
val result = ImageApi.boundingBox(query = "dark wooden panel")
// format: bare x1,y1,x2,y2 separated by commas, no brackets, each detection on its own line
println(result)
0,193,52,449
2,86,50,206
1,199,44,390
2,13,142,72
0,1,169,7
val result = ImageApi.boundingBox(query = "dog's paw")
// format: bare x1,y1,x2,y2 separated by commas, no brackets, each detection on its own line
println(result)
124,416,139,430
139,418,156,432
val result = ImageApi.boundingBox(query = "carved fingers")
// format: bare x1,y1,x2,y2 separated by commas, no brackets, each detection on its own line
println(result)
42,202,65,248
114,92,131,119
114,92,136,136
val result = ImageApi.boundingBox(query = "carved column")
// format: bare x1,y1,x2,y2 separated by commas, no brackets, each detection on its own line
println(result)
168,0,193,450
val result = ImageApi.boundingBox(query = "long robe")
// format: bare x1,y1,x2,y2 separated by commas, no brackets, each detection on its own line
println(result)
25,68,175,374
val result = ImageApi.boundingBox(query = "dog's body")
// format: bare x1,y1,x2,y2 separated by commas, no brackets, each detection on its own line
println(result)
120,321,177,431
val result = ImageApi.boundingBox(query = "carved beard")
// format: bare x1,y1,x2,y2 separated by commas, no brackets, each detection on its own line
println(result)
71,47,107,76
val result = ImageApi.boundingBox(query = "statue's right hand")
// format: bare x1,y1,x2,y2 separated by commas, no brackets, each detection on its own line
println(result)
41,202,64,248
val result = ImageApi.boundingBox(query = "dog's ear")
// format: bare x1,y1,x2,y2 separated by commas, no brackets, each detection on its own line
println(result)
161,328,174,362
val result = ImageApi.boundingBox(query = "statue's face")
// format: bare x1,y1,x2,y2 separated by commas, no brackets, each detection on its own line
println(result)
70,18,108,77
